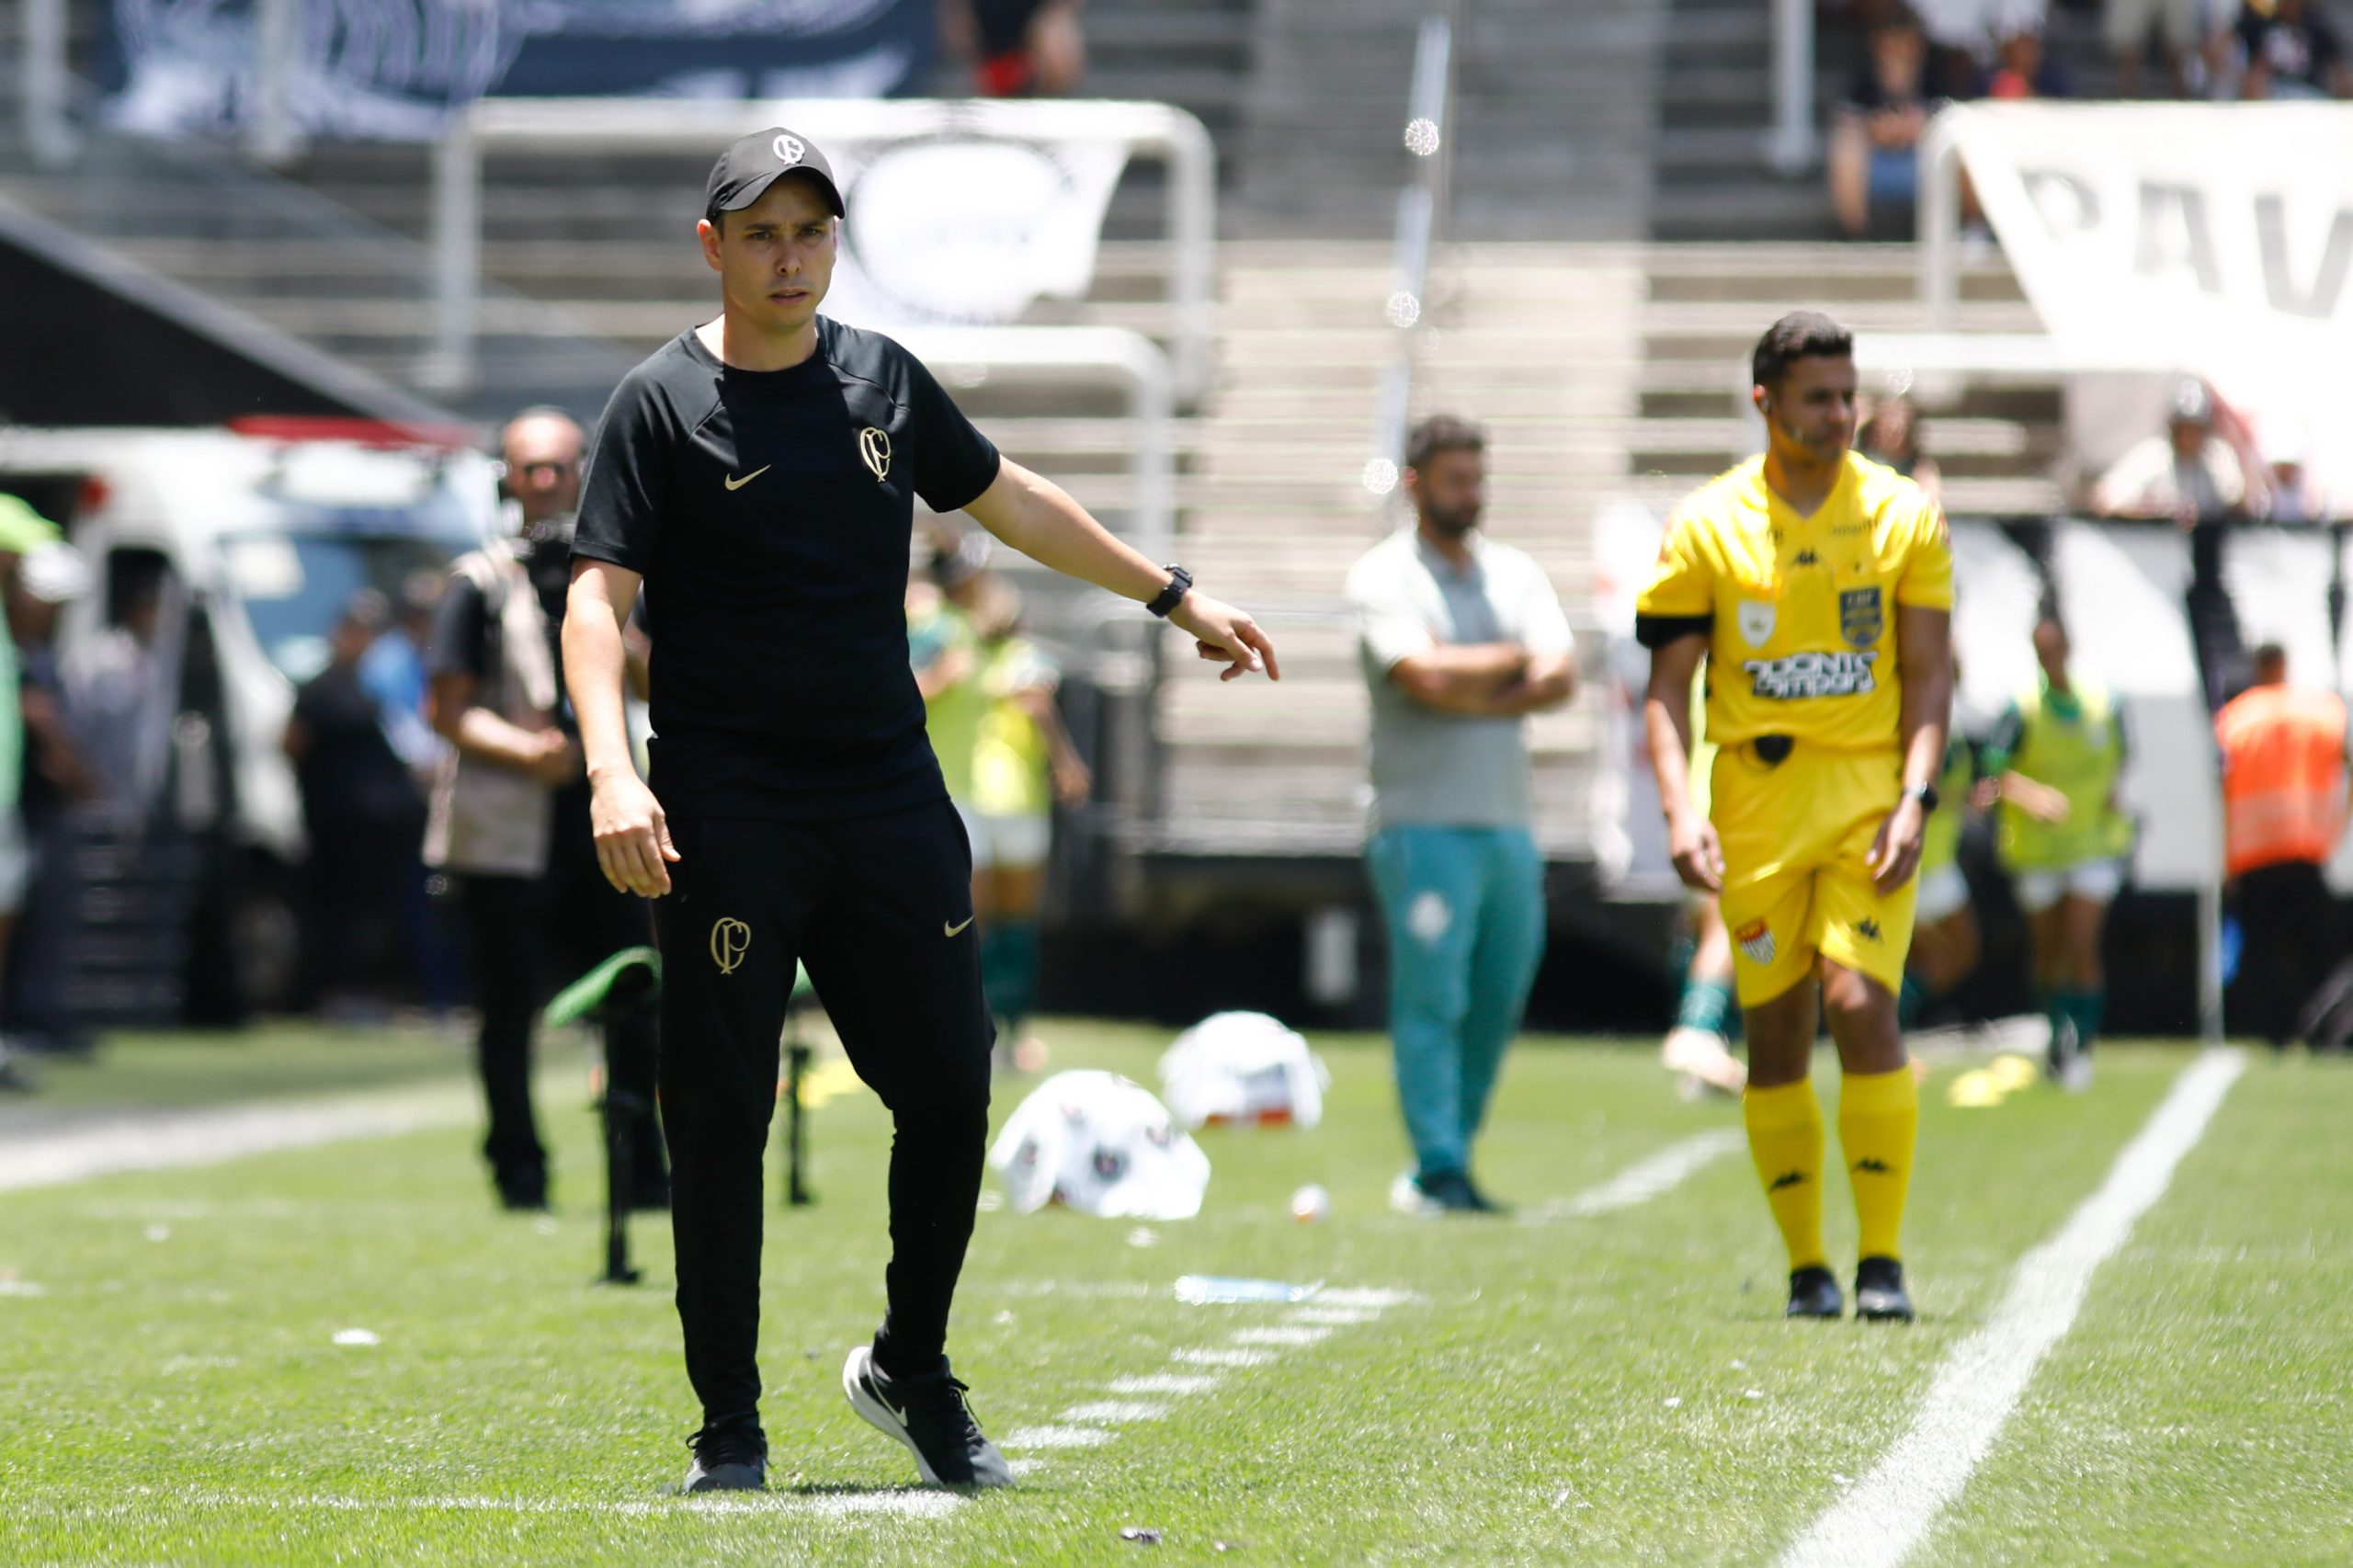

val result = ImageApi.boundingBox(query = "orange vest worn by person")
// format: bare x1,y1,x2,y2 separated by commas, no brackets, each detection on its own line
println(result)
2215,684,2348,877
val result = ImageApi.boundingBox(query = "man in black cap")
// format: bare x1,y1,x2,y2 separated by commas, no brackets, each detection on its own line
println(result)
564,126,1279,1494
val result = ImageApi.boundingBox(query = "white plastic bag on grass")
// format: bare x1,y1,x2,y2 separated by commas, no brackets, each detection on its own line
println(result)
988,1070,1211,1219
1157,1011,1330,1130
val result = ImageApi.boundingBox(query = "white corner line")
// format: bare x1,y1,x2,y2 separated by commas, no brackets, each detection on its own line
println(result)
1777,1047,2247,1568
0,1087,477,1194
1518,1128,1746,1223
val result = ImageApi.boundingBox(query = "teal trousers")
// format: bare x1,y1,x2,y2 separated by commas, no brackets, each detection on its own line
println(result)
1368,824,1547,1181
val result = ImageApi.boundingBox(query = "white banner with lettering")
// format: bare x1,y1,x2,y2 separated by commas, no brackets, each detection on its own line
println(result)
819,133,1130,330
1953,102,2353,492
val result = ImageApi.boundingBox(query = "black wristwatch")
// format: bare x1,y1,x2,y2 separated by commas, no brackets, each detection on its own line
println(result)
1905,781,1940,813
1146,564,1193,619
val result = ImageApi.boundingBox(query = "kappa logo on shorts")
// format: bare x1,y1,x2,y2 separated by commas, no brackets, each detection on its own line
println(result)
1856,917,1882,942
1839,586,1883,647
1734,919,1777,966
858,426,892,482
710,917,751,974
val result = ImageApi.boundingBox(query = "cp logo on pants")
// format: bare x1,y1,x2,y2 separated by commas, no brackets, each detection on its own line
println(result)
710,917,751,975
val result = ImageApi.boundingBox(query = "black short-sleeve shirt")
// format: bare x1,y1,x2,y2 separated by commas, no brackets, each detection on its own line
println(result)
572,317,1001,821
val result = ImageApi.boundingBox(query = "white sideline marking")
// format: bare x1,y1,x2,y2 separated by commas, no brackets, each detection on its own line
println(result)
1004,1425,1116,1451
1778,1048,2246,1568
1518,1129,1745,1222
1289,1306,1381,1325
1232,1324,1332,1346
14,1488,958,1520
1061,1400,1169,1424
1316,1287,1421,1309
1108,1372,1220,1395
1172,1346,1273,1368
0,1087,474,1193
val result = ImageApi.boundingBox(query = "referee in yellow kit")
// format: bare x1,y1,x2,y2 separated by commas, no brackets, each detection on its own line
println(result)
1635,312,1952,1323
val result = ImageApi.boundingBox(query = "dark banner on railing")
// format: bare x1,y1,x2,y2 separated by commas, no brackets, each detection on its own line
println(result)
98,0,936,142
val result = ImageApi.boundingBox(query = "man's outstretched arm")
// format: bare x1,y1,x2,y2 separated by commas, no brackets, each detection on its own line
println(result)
963,457,1280,683
566,556,677,897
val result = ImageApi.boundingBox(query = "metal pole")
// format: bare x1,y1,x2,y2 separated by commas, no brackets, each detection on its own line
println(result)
247,0,303,165
1159,111,1218,403
785,1041,813,1207
1919,110,1965,337
1764,0,1818,174
424,113,481,392
23,0,73,168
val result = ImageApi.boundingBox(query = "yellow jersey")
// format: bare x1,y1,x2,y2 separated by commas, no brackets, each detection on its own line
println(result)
1636,450,1952,753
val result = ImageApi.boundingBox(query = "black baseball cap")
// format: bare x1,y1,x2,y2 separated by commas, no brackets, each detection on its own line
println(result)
706,127,846,222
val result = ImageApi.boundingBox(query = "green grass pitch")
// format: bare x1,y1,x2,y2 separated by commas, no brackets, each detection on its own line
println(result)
2,1024,2349,1564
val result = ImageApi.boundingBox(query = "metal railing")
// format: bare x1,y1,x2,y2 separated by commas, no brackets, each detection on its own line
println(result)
1764,0,1818,174
427,96,1218,402
1364,4,1460,495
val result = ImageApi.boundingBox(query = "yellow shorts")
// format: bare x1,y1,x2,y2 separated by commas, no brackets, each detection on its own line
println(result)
1710,740,1915,1006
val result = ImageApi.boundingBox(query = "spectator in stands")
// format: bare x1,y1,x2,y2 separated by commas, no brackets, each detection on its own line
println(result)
963,573,1090,1072
429,408,665,1213
1830,10,1938,240
954,0,1087,97
2234,0,2352,97
1348,415,1576,1214
2216,642,2349,1048
284,590,423,1022
6,543,99,1057
2109,0,2203,95
2260,425,2329,522
1982,11,2075,97
2087,377,2253,526
1980,607,2132,1088
1859,394,1946,511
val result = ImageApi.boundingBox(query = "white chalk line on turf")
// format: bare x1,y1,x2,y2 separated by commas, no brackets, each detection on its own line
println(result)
1518,1128,1746,1223
0,1087,476,1194
1777,1047,2246,1568
9,1488,960,1520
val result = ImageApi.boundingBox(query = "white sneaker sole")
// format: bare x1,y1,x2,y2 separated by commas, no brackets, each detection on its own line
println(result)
842,1345,945,1487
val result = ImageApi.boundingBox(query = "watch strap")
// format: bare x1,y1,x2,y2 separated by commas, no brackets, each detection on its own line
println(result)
1147,564,1192,619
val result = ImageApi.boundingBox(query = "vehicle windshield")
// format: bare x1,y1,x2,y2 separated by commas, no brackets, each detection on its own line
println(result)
220,503,483,684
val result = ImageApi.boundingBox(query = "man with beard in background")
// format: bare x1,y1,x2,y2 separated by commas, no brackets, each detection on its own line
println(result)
1347,415,1577,1216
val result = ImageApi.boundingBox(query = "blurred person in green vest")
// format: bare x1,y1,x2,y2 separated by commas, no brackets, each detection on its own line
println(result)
1978,608,2132,1089
0,495,59,1091
1900,656,1981,1030
962,573,1089,1070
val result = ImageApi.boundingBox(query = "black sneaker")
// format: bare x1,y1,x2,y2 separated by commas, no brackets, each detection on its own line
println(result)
842,1346,1014,1489
682,1422,767,1494
494,1171,548,1213
1785,1265,1844,1319
1855,1256,1915,1323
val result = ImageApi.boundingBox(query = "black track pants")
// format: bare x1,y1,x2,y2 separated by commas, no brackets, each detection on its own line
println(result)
655,801,993,1429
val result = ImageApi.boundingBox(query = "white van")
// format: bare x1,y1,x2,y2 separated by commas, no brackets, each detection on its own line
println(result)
0,420,499,1020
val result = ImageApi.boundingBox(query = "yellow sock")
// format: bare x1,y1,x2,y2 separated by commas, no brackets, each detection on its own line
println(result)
1839,1065,1920,1262
1743,1078,1826,1272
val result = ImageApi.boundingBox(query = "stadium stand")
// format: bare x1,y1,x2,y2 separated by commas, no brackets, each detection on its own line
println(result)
0,0,2129,989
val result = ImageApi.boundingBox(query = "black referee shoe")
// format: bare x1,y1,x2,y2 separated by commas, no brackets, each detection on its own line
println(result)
1785,1265,1845,1320
682,1422,767,1494
1855,1256,1915,1323
842,1346,1015,1490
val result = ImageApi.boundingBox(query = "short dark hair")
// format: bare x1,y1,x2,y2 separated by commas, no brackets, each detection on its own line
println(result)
1404,414,1486,472
2253,641,2288,674
1751,311,1854,391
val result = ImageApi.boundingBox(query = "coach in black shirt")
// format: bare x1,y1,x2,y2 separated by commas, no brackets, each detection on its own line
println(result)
565,126,1278,1495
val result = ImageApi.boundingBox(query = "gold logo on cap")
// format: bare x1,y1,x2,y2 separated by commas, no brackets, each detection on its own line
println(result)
710,917,751,975
859,427,892,483
772,134,805,166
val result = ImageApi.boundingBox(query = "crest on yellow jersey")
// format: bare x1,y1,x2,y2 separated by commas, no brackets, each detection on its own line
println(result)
1839,587,1882,648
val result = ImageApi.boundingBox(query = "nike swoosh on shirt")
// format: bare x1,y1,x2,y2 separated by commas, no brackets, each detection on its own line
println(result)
944,916,974,937
723,466,771,491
